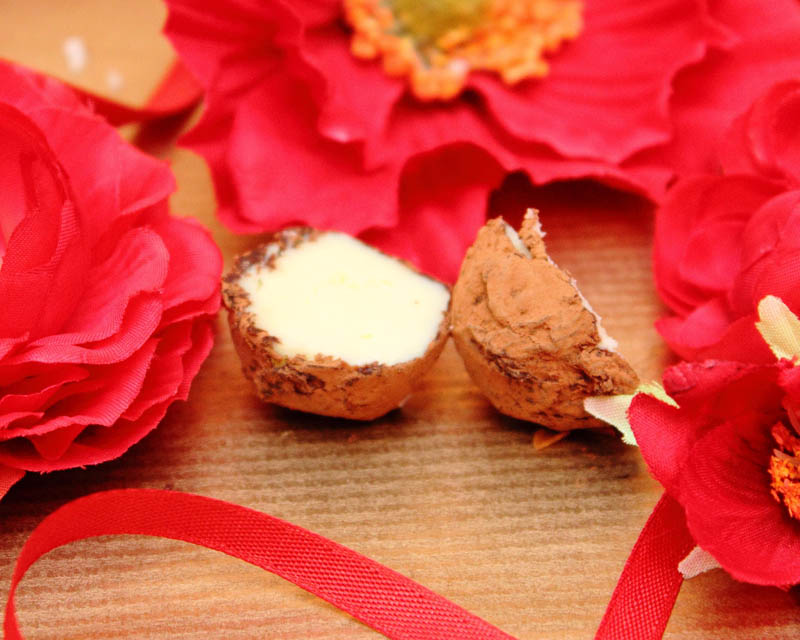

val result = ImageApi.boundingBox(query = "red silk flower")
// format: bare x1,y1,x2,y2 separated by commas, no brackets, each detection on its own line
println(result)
629,343,800,586
0,63,221,488
662,2,800,177
654,80,800,363
163,0,756,282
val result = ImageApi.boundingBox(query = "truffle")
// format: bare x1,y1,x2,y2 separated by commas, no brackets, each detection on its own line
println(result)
222,228,451,420
451,210,638,430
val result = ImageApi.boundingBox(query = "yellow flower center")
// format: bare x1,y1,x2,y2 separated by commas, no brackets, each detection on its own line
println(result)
343,0,583,100
769,405,800,521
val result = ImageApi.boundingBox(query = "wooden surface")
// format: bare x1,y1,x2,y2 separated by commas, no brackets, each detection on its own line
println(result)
1,2,800,638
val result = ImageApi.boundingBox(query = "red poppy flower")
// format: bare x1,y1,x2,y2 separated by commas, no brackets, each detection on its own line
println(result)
0,63,221,487
163,0,753,282
629,335,800,586
654,80,800,363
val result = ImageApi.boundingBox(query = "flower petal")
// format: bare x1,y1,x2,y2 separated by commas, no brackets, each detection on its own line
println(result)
285,0,340,27
653,175,782,316
681,411,800,586
151,216,222,319
30,108,176,248
302,22,404,146
721,191,800,326
0,321,215,472
0,364,88,414
658,311,777,364
0,105,88,341
721,80,800,187
226,80,401,234
472,0,731,162
632,360,776,489
165,0,299,88
361,145,504,282
0,338,159,445
664,2,800,176
372,94,671,200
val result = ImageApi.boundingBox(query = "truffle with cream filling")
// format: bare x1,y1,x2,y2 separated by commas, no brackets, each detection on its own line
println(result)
223,228,451,420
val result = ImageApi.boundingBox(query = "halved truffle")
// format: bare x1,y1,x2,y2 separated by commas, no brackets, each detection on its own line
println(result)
451,210,639,430
222,228,451,420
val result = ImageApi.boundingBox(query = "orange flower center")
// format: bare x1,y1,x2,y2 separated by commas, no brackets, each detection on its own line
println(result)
343,0,584,100
769,404,800,521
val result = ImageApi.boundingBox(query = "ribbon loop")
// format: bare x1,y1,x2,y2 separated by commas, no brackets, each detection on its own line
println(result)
4,489,516,640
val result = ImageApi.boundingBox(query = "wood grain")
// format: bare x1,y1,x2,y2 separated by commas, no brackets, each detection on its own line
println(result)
1,2,799,638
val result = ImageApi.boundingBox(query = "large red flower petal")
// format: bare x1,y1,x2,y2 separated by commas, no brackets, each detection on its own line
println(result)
287,0,340,27
371,93,672,200
28,228,168,344
302,22,404,146
471,0,730,162
361,145,505,282
0,339,160,445
658,189,800,362
680,412,800,586
27,108,176,248
225,79,401,234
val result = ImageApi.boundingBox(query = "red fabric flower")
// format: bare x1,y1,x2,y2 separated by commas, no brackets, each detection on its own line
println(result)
654,80,800,362
659,2,800,177
0,63,221,480
629,355,800,586
163,0,756,282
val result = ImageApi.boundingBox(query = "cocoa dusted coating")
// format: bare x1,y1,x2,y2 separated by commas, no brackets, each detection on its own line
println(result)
222,228,451,421
451,212,639,430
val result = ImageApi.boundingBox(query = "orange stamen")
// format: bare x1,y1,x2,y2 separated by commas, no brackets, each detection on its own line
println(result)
769,413,800,521
343,0,583,101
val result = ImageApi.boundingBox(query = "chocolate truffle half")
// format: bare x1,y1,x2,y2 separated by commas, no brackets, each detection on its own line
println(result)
223,228,451,420
451,209,639,430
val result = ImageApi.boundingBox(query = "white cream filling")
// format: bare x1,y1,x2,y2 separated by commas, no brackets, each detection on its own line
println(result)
503,221,532,258
239,233,450,366
504,212,618,353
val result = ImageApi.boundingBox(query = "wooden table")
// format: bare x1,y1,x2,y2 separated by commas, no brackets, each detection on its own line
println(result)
1,2,799,638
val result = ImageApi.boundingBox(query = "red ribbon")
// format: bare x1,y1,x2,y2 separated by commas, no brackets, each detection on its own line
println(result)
595,493,695,640
4,489,517,640
4,489,694,638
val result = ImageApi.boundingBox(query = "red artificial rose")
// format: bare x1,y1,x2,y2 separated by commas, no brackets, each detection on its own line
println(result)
0,63,221,484
654,80,800,363
629,356,800,586
162,0,759,282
